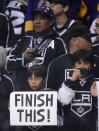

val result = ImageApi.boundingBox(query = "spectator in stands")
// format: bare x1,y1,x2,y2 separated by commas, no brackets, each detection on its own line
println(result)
57,49,97,131
46,24,92,91
6,5,67,91
27,65,47,91
15,64,63,131
50,0,75,36
5,0,27,41
50,0,79,51
0,46,14,131
0,13,15,50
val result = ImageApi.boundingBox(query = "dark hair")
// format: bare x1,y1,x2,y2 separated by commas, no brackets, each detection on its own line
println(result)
72,49,94,66
27,65,47,79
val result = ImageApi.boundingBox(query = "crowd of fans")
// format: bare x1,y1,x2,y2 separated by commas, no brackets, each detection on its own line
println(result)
0,0,99,131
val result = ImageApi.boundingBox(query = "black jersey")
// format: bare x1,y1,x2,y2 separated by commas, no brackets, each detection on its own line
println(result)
58,75,97,131
0,73,14,101
53,19,75,37
5,0,27,41
46,53,73,91
0,13,15,48
0,73,14,131
6,34,67,91
53,20,82,52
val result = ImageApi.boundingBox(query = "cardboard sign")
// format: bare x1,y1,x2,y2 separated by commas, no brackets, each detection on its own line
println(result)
10,91,57,126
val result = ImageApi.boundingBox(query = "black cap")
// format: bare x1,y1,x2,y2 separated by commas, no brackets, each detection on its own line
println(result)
66,24,92,43
33,5,54,19
50,0,70,6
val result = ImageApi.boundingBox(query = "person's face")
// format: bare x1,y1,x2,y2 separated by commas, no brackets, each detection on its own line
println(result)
75,59,91,69
74,59,91,77
71,37,92,50
28,74,45,91
94,17,99,35
34,13,53,35
51,2,68,16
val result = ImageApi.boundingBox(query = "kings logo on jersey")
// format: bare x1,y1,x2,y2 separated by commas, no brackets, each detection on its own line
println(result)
71,91,92,117
65,69,74,81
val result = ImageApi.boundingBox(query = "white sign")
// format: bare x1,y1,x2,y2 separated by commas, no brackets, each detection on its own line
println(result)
10,91,57,126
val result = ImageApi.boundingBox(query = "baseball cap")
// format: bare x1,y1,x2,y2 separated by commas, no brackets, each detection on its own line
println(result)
50,0,70,6
66,24,92,43
33,5,54,19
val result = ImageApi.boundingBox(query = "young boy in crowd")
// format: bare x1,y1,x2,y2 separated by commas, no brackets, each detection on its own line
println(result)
27,64,47,91
17,64,61,131
58,49,97,131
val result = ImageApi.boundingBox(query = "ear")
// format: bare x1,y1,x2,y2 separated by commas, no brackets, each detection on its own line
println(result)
64,5,69,12
70,37,77,43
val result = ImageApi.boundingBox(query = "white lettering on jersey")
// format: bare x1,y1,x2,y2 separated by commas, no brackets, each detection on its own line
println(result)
7,1,21,9
5,10,25,35
65,69,74,81
71,91,92,117
48,40,55,49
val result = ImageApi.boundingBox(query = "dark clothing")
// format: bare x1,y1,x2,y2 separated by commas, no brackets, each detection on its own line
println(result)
53,19,75,37
0,13,15,48
53,20,80,52
0,73,14,131
0,74,13,101
0,0,10,12
7,34,67,91
46,53,73,91
92,40,99,76
18,125,58,131
5,0,27,41
58,75,97,131
46,52,98,91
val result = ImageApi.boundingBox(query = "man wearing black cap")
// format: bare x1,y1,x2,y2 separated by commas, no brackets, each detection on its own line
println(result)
6,4,67,91
46,24,92,91
50,0,78,50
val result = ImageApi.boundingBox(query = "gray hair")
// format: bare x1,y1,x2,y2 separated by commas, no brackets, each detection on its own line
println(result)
0,46,6,72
